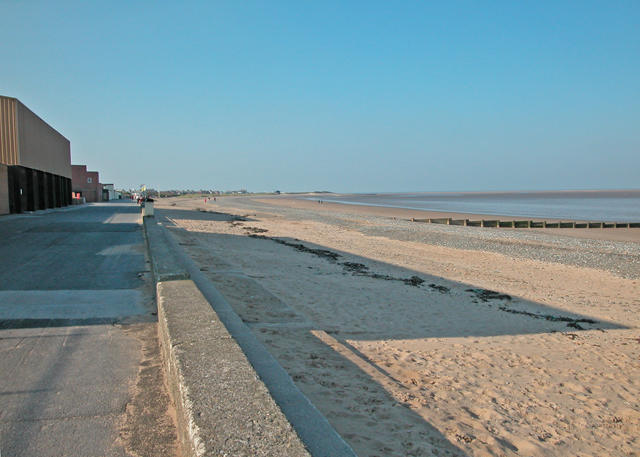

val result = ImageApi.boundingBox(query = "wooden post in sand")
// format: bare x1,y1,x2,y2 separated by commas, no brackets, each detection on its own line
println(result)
410,217,636,230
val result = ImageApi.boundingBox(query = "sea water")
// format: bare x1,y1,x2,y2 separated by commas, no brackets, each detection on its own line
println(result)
316,190,640,222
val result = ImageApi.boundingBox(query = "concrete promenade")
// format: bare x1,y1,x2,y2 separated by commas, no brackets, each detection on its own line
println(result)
0,202,178,456
1,201,354,456
146,208,355,456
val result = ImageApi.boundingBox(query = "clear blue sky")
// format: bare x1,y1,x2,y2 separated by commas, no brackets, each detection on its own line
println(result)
1,1,638,193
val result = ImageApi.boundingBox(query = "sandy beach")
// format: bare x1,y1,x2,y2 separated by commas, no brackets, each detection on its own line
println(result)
155,195,640,456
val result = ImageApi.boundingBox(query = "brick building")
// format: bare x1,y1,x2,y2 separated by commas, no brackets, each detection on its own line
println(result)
71,165,103,203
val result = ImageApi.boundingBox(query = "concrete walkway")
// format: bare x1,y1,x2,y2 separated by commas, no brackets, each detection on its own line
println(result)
1,201,354,456
0,202,178,457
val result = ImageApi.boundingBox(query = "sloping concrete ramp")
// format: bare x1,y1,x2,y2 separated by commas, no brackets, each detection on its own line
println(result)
144,218,355,457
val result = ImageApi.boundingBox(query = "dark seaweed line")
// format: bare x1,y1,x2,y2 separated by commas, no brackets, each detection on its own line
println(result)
466,288,599,329
249,234,599,329
249,234,447,290
272,237,342,262
498,307,598,329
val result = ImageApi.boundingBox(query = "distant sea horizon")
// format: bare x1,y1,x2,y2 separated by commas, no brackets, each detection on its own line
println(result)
309,189,640,222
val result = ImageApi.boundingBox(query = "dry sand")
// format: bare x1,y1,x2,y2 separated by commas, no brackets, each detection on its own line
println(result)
155,196,640,457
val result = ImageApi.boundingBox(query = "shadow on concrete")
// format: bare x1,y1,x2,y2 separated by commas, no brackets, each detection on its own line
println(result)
0,317,153,329
0,205,146,292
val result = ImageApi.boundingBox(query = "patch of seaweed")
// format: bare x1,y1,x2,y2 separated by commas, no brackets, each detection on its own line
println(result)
405,276,426,287
428,284,450,293
228,215,248,225
466,289,512,302
341,262,369,273
272,238,343,262
345,268,425,287
244,227,269,234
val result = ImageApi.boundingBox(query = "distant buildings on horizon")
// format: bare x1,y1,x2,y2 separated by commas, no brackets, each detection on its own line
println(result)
150,189,249,196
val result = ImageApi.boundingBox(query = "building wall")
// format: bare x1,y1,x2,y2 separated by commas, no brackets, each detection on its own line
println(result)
0,163,9,215
16,99,72,179
102,183,118,201
71,165,102,203
1,96,72,213
0,97,19,166
7,165,71,213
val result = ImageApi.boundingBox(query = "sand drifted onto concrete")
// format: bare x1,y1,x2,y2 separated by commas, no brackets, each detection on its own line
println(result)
156,196,640,457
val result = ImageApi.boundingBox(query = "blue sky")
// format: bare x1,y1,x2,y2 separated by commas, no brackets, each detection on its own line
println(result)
1,1,638,193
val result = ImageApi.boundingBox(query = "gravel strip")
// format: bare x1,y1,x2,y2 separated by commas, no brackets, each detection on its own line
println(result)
216,197,640,280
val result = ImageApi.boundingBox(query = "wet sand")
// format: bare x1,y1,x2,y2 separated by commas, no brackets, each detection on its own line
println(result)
255,195,640,243
156,196,640,456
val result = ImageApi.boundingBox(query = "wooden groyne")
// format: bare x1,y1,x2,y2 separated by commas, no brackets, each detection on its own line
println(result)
411,218,640,229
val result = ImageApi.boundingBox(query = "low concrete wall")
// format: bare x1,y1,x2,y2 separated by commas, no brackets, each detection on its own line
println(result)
157,280,310,456
0,163,8,215
143,217,312,457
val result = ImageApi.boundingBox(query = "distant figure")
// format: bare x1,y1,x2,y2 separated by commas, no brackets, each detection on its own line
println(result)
214,197,216,202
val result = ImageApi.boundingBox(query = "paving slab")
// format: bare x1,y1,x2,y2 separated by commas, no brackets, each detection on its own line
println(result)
0,290,147,319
